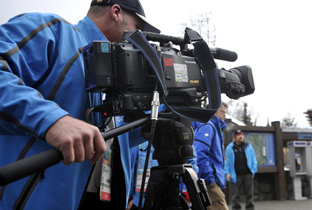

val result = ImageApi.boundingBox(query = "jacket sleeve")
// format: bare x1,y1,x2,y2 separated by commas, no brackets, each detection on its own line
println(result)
250,145,258,174
193,123,215,185
0,14,68,138
224,145,231,175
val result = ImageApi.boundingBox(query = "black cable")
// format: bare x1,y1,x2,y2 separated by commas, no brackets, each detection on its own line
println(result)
138,86,159,210
138,120,156,210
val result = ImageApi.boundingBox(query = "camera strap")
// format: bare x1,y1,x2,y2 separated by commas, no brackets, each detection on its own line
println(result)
127,30,221,123
193,39,221,110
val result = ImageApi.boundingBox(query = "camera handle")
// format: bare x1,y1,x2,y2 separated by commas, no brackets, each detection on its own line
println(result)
0,117,150,186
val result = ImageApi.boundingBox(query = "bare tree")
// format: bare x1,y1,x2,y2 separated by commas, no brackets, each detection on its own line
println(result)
181,12,217,47
281,113,298,128
242,102,253,126
227,100,255,126
227,100,244,121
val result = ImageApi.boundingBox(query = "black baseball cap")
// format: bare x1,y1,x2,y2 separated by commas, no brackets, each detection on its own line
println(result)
90,0,160,33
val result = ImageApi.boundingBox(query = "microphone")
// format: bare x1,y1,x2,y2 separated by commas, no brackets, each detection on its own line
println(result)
210,47,238,62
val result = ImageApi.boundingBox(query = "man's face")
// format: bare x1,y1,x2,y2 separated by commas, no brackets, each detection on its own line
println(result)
235,134,244,144
215,105,226,121
112,12,143,43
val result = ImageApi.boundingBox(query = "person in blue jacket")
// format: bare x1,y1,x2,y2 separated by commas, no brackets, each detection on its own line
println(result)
224,130,257,210
0,0,159,209
192,102,228,210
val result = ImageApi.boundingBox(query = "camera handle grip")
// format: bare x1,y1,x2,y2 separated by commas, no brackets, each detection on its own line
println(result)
0,117,150,186
0,148,62,186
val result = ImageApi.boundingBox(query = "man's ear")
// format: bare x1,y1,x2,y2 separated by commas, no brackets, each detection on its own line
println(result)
110,4,122,22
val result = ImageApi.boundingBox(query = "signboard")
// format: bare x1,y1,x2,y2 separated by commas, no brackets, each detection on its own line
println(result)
243,132,276,167
298,133,312,139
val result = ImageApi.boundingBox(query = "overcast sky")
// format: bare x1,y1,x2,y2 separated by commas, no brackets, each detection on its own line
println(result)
1,0,311,128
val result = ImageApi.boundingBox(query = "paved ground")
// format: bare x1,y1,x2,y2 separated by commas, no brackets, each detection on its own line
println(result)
227,199,312,210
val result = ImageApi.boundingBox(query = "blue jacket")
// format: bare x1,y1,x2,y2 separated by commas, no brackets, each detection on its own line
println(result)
224,142,258,183
0,13,141,209
192,116,227,189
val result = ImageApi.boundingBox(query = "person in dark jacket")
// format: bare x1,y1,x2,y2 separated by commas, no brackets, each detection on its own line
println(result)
225,130,257,210
192,102,229,210
0,0,159,209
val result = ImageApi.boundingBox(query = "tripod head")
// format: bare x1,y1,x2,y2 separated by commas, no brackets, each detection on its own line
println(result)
141,115,194,166
130,110,210,210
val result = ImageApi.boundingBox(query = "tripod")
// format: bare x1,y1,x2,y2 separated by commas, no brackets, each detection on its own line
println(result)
138,117,211,210
143,164,211,210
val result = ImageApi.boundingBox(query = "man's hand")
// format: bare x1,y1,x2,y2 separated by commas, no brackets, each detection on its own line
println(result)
126,199,133,210
45,116,106,165
226,174,232,182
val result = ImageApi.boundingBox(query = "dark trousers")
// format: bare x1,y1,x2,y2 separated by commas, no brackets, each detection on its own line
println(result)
231,174,254,210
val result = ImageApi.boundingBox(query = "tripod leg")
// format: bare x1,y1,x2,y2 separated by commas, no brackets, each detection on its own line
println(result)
143,166,185,210
143,166,168,210
182,166,211,210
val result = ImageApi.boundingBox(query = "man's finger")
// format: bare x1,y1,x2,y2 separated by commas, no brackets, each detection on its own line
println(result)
89,132,106,165
74,140,85,162
84,136,95,160
61,145,75,165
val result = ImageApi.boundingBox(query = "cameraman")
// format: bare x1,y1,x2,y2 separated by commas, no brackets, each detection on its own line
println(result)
0,0,159,209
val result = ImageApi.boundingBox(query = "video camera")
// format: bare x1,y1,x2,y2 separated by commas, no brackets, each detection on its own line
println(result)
83,28,254,122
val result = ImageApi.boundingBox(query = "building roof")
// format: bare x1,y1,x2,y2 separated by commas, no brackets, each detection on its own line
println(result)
225,114,246,126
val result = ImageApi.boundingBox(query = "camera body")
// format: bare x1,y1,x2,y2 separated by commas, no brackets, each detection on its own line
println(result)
83,41,205,116
83,29,255,118
82,29,255,165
